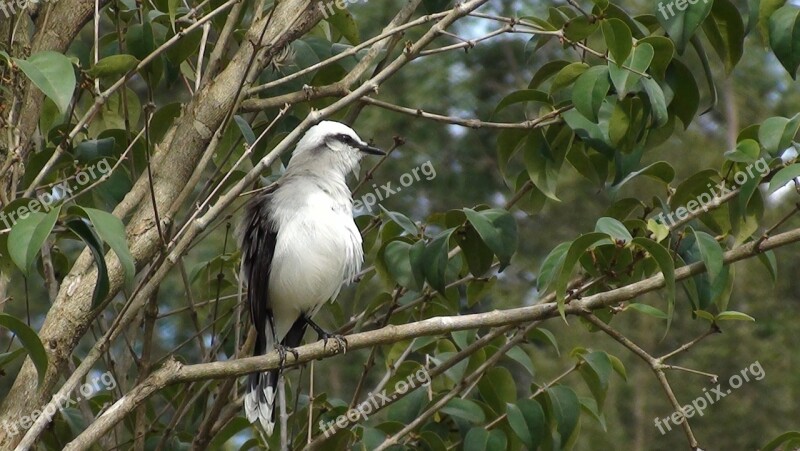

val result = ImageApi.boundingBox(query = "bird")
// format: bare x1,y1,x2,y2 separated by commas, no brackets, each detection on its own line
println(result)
238,120,385,435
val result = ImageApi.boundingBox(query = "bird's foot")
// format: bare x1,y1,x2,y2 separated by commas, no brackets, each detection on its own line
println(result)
306,317,348,354
275,344,300,369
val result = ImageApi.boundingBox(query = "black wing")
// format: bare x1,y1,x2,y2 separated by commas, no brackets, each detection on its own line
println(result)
239,185,279,356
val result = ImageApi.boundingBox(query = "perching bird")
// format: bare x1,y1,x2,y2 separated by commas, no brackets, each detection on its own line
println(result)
238,121,384,435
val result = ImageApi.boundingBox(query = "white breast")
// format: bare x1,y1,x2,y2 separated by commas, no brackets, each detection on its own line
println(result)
267,183,363,341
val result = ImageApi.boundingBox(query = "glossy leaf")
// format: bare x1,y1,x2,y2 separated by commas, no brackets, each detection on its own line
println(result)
703,0,745,73
595,217,632,244
572,66,611,122
656,0,714,53
441,398,485,424
759,114,800,155
601,18,633,66
768,5,800,78
767,163,800,194
65,218,110,307
545,386,580,444
13,51,76,114
608,43,654,98
0,314,48,386
82,208,135,289
693,229,724,284
8,206,61,275
463,208,518,270
421,228,455,295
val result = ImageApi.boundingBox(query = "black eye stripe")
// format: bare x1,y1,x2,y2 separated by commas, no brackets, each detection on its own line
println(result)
333,134,357,145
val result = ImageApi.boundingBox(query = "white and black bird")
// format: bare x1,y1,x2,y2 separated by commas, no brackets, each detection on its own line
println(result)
238,121,385,434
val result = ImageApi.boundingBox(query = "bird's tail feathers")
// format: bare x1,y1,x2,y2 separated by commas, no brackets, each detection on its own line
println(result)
245,370,278,435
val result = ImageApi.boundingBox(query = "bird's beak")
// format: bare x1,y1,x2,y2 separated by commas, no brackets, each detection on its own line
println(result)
357,142,385,156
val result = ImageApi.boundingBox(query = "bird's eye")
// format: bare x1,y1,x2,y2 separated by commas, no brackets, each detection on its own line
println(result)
337,134,355,145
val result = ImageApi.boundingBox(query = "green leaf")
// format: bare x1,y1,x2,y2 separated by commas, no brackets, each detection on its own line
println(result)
666,59,701,128
640,77,669,127
233,115,256,146
550,62,589,94
422,228,455,295
562,109,615,156
759,114,800,155
523,130,562,201
0,314,48,386
538,241,570,293
545,386,580,443
326,7,361,45
703,0,745,73
494,89,551,115
768,5,800,78
13,52,75,114
692,229,724,283
767,163,800,194
762,431,800,451
563,15,600,41
602,18,633,66
8,206,61,275
529,60,571,89
463,208,518,270
631,237,676,325
517,399,546,449
168,0,180,30
694,309,716,322
611,161,675,191
626,302,668,319
716,310,756,321
479,367,517,413
608,43,654,98
608,354,627,381
85,54,140,78
724,139,761,163
758,0,787,43
572,66,610,122
463,428,489,451
441,398,485,423
579,351,612,408
81,208,135,290
506,403,533,448
486,429,507,450
457,224,495,278
505,346,535,377
555,232,612,315
757,249,778,283
656,0,714,53
380,206,418,236
595,217,633,244
65,218,111,307
383,240,417,289
639,36,675,80
74,137,116,163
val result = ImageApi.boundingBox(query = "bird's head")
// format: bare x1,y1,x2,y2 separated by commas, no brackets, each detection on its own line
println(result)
288,121,385,176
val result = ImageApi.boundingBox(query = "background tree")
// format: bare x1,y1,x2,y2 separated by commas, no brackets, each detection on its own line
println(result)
1,0,800,449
